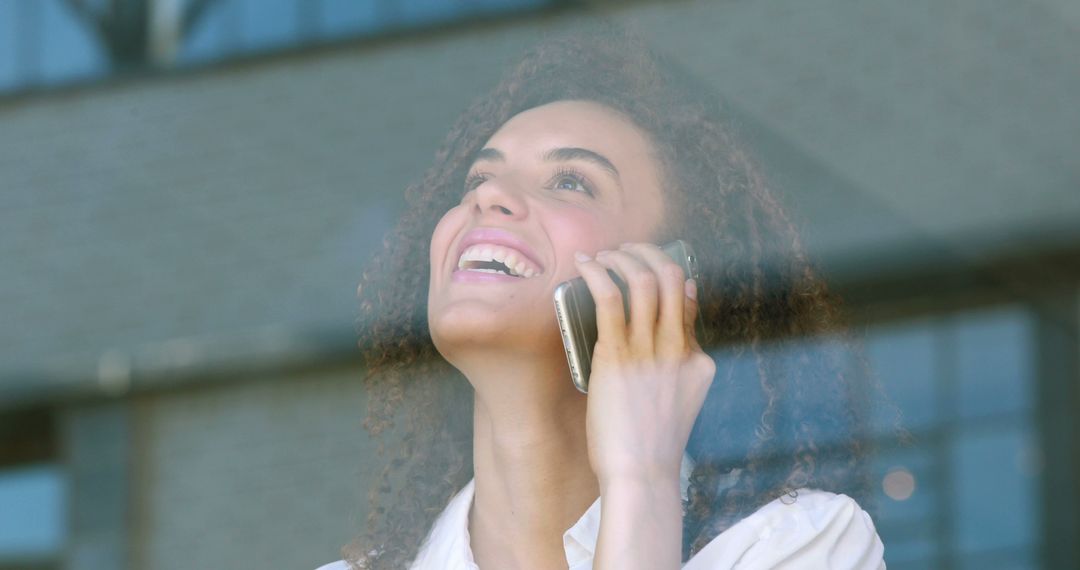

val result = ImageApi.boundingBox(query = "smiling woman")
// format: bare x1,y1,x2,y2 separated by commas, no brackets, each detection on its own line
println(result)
321,28,887,570
427,100,669,374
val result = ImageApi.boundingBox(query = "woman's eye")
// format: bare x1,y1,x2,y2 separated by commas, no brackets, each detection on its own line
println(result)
463,168,594,197
463,172,487,192
554,177,584,192
549,169,594,196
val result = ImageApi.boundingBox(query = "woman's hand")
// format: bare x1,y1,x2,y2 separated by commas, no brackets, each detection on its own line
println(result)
574,242,715,569
573,242,716,488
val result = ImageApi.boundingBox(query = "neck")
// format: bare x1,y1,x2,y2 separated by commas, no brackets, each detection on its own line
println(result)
460,347,599,568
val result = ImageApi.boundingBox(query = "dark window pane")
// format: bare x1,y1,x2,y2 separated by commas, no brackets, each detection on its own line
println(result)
957,547,1038,570
396,0,465,27
0,465,66,558
239,0,298,52
317,0,380,38
0,0,17,91
179,0,237,65
951,422,1039,555
953,305,1034,419
871,446,940,567
872,445,937,523
40,0,107,85
865,318,940,433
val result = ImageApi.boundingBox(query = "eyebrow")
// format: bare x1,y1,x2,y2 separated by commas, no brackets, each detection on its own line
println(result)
471,146,622,184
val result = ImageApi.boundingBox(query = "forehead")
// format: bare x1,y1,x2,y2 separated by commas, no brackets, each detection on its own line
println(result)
486,100,653,156
481,100,667,240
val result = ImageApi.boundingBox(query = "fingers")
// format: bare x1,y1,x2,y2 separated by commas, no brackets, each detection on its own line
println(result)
595,248,659,352
573,251,628,345
575,243,700,357
683,278,702,352
618,243,689,356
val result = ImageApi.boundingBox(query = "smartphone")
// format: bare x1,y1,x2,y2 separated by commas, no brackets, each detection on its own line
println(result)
553,240,701,393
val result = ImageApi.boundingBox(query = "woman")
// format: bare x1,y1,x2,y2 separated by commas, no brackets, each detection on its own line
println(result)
322,29,885,570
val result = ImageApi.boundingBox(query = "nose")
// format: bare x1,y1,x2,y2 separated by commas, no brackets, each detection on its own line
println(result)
471,177,528,220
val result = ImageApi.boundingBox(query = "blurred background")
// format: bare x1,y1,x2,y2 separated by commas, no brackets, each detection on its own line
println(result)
0,0,1077,569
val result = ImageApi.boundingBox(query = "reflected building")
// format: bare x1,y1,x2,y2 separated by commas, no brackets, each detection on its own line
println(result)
0,1,1076,569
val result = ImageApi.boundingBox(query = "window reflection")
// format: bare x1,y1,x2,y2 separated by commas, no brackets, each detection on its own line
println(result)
0,465,66,564
865,305,1039,569
1,0,556,94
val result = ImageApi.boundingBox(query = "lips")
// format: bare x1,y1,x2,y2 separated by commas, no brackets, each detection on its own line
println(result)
454,228,545,275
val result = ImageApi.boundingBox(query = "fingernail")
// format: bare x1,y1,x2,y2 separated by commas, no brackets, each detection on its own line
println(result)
574,251,591,262
596,249,611,257
685,278,697,301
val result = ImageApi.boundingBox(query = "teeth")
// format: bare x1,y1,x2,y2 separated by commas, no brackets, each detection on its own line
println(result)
457,243,542,278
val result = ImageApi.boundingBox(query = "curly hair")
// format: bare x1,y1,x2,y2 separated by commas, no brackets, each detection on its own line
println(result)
344,26,877,568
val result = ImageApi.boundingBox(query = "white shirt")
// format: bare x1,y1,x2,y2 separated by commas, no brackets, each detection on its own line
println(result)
316,456,885,569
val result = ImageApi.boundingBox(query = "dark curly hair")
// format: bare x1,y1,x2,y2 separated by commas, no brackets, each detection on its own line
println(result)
344,26,880,569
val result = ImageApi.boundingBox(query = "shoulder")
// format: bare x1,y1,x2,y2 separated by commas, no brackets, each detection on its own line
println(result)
684,489,885,570
313,561,353,570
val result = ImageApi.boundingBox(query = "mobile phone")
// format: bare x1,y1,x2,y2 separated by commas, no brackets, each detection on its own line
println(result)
553,240,701,393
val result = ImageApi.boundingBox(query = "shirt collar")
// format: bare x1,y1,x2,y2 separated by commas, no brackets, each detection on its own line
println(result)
409,479,480,569
410,454,696,570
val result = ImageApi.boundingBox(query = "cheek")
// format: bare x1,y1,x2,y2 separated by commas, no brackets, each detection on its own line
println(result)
430,207,465,267
544,206,618,259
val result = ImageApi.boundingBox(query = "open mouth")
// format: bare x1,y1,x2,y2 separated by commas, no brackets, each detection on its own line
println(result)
459,259,519,276
457,244,542,278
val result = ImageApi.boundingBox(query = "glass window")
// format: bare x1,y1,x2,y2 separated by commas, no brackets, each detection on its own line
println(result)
0,0,559,94
954,306,1034,419
237,0,298,53
864,305,1041,568
0,465,66,562
865,317,940,433
38,0,108,86
318,0,381,39
179,0,238,65
0,0,17,91
952,422,1040,557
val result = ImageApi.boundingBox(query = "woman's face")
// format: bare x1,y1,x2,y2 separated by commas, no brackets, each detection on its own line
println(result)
428,100,667,357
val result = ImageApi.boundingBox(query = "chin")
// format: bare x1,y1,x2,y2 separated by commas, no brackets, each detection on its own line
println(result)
429,308,562,359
